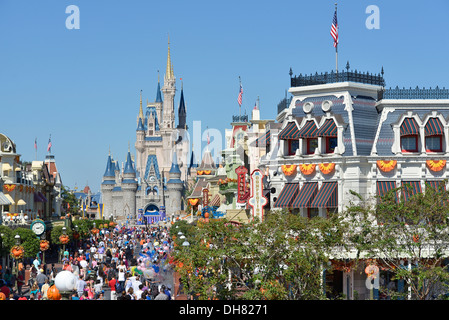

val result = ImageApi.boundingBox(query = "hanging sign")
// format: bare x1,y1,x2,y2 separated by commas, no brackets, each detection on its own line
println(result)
235,166,248,203
202,188,209,207
248,169,268,222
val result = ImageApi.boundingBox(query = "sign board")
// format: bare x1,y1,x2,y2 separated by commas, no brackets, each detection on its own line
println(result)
248,169,268,222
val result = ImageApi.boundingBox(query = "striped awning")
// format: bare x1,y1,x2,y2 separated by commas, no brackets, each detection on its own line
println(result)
376,180,398,202
317,119,337,137
210,194,221,207
425,118,444,136
298,120,318,138
291,182,318,208
0,192,12,205
401,181,422,201
426,180,445,191
252,130,270,147
274,183,299,208
4,194,14,205
278,122,300,140
310,182,337,208
400,118,419,136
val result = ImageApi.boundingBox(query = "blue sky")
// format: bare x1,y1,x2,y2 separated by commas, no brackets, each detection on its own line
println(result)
0,0,448,193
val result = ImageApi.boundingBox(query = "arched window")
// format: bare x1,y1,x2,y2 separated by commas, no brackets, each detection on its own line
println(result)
424,118,444,152
400,118,420,152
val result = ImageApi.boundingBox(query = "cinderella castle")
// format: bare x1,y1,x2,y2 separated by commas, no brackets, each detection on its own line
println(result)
101,38,191,223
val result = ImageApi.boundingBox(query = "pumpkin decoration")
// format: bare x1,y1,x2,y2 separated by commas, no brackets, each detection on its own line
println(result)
0,292,5,300
413,234,420,243
319,163,336,174
299,164,316,175
47,285,62,300
197,170,204,175
203,170,212,175
365,264,379,280
281,165,297,176
59,234,70,244
39,240,50,251
377,160,397,173
10,245,24,259
91,228,100,234
426,159,446,172
188,198,199,206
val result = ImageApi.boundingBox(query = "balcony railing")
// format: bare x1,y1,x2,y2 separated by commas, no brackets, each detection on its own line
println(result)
379,86,449,100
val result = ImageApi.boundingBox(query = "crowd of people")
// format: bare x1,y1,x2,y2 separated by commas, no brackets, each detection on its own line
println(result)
0,223,175,300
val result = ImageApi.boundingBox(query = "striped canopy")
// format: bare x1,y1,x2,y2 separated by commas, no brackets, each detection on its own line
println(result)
278,122,300,140
310,182,337,208
376,180,398,202
424,118,444,136
426,180,445,191
0,192,12,205
274,183,299,208
317,119,337,137
400,118,419,136
252,130,270,147
401,181,422,201
291,182,318,208
298,120,318,138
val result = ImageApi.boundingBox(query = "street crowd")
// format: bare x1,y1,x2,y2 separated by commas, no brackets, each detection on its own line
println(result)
0,223,175,300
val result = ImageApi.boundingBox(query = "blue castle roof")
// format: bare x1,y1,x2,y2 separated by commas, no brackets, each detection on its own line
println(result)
103,155,115,178
155,81,163,103
123,150,135,174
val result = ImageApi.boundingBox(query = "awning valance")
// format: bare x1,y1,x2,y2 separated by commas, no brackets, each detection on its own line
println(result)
317,119,337,137
400,118,419,136
425,118,444,136
310,182,337,208
274,183,299,208
401,181,422,201
426,180,445,191
278,122,300,140
297,120,318,138
291,182,318,208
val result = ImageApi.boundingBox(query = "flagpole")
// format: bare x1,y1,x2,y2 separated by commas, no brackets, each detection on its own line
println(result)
335,2,338,76
239,76,242,117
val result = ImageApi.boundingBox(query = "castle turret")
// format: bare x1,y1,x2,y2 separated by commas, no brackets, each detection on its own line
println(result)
177,84,187,130
166,150,183,214
121,149,138,219
101,153,116,218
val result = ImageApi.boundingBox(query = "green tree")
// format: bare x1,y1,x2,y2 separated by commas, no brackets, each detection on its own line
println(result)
61,185,79,216
0,227,40,259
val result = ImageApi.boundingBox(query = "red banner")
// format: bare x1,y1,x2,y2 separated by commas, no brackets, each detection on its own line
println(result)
235,166,248,203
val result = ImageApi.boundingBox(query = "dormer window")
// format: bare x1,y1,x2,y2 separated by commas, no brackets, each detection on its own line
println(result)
298,120,318,155
400,118,420,153
317,119,338,154
278,121,301,156
425,118,444,152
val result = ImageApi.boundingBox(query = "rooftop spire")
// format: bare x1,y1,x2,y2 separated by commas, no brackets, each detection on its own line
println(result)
165,34,174,80
138,90,144,120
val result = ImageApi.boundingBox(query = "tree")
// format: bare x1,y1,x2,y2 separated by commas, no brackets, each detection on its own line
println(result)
61,185,79,216
170,210,348,300
0,227,40,259
342,183,449,300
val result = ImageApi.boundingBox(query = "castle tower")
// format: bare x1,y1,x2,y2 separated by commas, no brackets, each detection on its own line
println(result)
101,152,116,219
121,148,138,220
177,83,187,130
161,35,176,130
166,150,183,215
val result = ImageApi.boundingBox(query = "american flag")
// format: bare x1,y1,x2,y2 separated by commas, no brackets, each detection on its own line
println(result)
330,8,338,48
237,83,243,106
34,138,37,150
47,135,52,152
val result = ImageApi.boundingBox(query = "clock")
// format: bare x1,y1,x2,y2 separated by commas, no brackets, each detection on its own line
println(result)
31,219,46,236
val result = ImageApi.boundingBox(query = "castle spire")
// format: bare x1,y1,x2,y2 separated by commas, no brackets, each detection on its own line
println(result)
138,90,144,120
165,34,173,81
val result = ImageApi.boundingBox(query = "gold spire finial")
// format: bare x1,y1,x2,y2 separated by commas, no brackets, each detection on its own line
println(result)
139,90,144,120
166,34,172,80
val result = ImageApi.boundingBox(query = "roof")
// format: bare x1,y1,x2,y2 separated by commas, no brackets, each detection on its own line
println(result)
103,155,115,177
136,117,144,131
123,151,135,174
169,151,181,174
188,178,208,198
155,81,163,103
198,149,216,170
144,154,161,181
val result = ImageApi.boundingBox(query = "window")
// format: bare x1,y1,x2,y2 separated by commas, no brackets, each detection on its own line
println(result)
307,138,318,154
401,135,418,152
307,208,319,218
426,136,442,152
326,137,338,153
288,140,299,156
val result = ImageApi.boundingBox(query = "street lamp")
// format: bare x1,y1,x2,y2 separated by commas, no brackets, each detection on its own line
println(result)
54,270,77,300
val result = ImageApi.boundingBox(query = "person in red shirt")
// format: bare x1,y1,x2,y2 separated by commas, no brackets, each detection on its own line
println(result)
108,276,117,300
0,280,10,298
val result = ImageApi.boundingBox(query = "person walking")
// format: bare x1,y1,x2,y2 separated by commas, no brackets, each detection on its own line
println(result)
154,285,169,300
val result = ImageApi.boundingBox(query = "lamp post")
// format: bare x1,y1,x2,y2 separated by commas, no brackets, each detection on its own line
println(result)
62,227,67,261
54,270,77,300
0,233,3,269
12,234,21,292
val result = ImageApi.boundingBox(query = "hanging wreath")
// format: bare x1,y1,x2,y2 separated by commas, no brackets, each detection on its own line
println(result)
59,234,70,244
281,165,297,176
10,245,24,259
319,163,335,174
377,160,397,172
39,240,50,251
299,164,316,175
426,160,446,172
188,198,199,206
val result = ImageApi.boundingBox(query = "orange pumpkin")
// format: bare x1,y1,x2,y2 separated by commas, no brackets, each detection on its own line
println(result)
299,164,316,175
203,170,211,175
59,234,70,244
0,292,5,300
281,165,297,176
319,163,335,174
426,160,446,172
10,245,24,259
39,240,50,251
188,198,199,206
377,160,397,173
204,211,209,218
197,170,204,175
47,285,61,300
